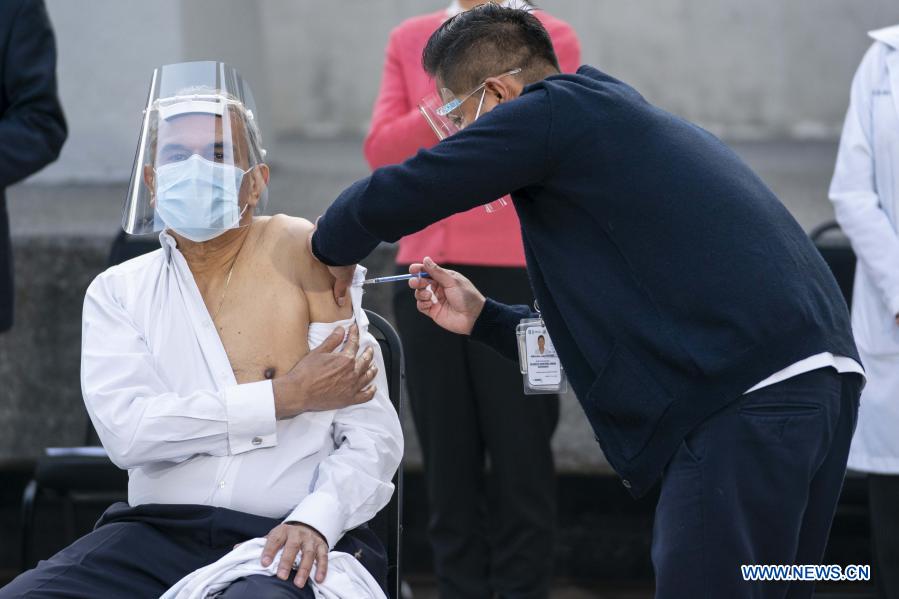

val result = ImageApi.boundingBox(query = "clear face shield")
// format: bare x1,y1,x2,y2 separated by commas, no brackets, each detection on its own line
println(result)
122,61,268,242
418,68,521,213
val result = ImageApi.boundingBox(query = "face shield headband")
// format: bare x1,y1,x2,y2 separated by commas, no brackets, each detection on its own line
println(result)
418,68,522,140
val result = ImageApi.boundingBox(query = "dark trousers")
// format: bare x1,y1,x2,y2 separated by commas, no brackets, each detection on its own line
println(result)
652,368,863,599
0,503,387,599
393,264,558,599
870,474,899,599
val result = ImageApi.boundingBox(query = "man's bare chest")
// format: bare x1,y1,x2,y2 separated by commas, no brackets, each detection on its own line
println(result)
210,268,311,385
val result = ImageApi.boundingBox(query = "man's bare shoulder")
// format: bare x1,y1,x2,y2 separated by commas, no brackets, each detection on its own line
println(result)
261,214,351,322
262,213,314,242
257,214,314,265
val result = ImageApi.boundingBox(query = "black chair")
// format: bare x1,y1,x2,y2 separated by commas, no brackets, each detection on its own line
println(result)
363,310,406,599
22,232,406,599
20,232,154,568
810,220,856,308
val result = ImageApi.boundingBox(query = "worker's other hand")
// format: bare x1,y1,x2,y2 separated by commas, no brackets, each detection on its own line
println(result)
261,521,329,588
409,257,486,335
306,220,356,307
272,323,377,419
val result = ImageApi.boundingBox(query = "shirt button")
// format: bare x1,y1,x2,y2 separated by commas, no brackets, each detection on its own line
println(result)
622,479,632,489
252,436,262,446
219,481,226,488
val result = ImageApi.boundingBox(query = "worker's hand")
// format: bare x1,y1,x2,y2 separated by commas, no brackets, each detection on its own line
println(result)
327,264,356,308
272,323,377,419
409,257,486,335
261,521,329,588
307,220,356,307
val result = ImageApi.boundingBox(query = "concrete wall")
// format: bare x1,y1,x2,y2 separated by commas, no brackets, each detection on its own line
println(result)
38,0,184,183
263,0,899,140
33,0,899,183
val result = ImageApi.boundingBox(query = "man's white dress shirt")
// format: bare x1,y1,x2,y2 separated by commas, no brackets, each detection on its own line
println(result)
80,231,403,548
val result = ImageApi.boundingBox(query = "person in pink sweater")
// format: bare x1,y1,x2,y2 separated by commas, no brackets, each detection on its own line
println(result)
364,2,580,596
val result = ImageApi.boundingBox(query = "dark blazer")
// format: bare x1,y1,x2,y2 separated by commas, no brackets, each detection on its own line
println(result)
0,0,67,332
312,65,859,496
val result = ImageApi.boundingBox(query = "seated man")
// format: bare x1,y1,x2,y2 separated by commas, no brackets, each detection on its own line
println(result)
1,61,403,599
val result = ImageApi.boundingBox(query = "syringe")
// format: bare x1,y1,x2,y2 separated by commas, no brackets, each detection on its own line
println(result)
360,272,432,286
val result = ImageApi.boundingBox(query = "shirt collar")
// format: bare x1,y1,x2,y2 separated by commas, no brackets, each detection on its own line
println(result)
869,25,899,50
159,230,177,262
446,0,533,18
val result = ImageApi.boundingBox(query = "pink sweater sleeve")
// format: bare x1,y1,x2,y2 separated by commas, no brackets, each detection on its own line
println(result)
363,28,436,169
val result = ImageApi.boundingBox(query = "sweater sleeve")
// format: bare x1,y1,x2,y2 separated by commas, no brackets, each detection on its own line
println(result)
470,298,536,362
363,27,437,169
312,89,554,267
0,0,67,189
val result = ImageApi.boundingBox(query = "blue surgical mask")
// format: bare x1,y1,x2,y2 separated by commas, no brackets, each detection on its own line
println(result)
154,154,247,242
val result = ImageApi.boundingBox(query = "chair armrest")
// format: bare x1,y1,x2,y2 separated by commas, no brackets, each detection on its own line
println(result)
34,447,127,493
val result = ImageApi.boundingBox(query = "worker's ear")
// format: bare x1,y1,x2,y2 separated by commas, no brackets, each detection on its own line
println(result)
484,76,523,103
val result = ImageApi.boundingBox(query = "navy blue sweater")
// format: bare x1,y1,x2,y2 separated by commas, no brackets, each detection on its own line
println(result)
313,65,859,496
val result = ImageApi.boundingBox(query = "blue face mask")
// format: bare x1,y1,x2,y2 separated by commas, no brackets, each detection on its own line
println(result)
154,154,247,242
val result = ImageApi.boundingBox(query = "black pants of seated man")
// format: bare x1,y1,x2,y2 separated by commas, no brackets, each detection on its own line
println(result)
0,502,387,599
393,264,559,599
652,368,863,599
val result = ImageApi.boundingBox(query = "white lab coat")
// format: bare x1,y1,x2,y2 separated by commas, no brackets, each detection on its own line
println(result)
830,25,899,474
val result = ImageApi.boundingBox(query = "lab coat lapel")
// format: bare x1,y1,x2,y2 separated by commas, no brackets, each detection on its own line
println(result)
885,50,899,120
869,26,899,117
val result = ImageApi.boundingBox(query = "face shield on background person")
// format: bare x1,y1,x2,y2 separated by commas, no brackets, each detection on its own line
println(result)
122,61,269,242
418,68,521,212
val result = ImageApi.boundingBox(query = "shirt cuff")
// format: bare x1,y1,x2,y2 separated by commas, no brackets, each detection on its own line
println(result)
224,380,277,455
470,298,535,362
285,491,346,549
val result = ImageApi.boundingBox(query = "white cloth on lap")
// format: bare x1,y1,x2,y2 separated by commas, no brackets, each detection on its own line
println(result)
160,537,387,599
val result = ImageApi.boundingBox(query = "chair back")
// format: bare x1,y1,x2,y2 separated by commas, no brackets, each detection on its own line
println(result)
810,221,856,309
363,310,405,599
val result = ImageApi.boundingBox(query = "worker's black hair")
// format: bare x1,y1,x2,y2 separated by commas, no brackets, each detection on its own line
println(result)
422,3,560,92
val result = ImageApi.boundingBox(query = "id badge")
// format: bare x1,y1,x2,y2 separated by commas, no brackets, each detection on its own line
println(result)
516,316,567,395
